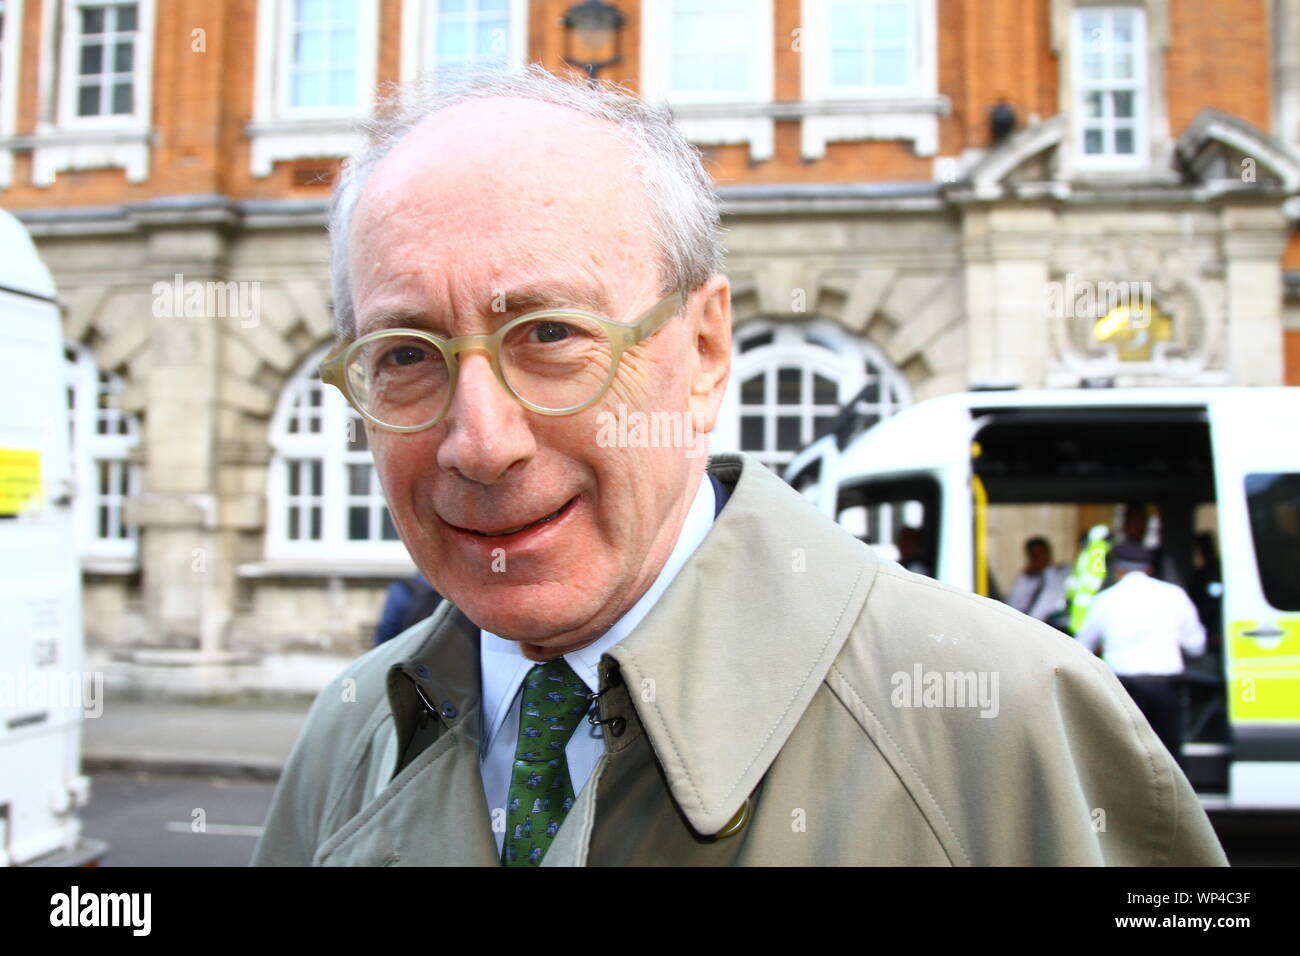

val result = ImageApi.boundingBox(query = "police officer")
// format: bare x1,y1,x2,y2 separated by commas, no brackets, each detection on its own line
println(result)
1075,541,1206,768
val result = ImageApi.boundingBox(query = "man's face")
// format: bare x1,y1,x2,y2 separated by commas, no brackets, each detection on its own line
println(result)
1025,543,1050,574
348,98,730,659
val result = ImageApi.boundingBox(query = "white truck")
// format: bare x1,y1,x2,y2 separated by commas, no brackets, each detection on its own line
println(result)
785,386,1300,809
0,208,106,865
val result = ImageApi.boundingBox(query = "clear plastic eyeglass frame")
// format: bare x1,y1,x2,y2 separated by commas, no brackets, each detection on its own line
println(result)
319,291,685,433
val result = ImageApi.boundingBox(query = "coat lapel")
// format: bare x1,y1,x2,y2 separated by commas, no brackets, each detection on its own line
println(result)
315,605,500,866
606,453,880,836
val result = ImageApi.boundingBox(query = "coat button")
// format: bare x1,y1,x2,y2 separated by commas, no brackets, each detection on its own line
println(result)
441,703,458,719
713,799,750,840
414,662,429,678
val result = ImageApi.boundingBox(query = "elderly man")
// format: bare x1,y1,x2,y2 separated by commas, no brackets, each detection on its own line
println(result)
252,67,1225,866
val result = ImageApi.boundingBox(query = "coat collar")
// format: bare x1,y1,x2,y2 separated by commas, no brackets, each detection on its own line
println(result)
605,452,879,836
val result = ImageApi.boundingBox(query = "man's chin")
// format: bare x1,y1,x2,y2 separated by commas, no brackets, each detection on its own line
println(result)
451,586,600,644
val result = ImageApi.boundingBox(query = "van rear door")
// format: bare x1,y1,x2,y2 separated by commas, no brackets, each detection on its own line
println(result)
1209,390,1300,806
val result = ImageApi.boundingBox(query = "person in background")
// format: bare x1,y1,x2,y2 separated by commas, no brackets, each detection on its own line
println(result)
1006,536,1070,626
374,571,443,647
893,525,933,577
1075,541,1206,769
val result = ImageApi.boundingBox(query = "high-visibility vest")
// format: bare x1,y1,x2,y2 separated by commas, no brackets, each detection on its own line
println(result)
1065,524,1111,634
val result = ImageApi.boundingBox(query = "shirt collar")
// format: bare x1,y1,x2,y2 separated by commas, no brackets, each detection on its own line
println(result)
478,471,717,755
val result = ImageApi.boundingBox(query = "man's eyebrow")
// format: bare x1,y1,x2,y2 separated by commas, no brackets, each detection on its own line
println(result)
356,281,614,337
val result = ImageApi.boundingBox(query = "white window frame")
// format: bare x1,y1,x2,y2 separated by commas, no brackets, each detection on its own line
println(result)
55,0,154,131
266,347,409,562
641,0,775,161
399,0,528,83
715,319,911,472
65,344,140,564
273,0,379,120
1071,4,1148,169
802,0,936,101
249,0,379,176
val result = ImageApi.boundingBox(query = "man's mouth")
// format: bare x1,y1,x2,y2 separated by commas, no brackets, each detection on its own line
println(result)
456,497,576,537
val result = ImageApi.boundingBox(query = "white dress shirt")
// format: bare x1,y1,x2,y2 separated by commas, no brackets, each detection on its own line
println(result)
1007,563,1070,621
1075,571,1206,676
479,472,716,852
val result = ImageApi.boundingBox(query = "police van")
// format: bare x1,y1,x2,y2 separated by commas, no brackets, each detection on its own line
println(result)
0,209,106,864
784,386,1300,808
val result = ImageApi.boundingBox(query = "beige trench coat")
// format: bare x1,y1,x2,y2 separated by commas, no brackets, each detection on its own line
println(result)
251,452,1228,866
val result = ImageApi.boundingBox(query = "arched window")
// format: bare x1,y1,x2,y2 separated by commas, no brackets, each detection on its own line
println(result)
716,319,911,472
266,346,406,561
64,343,140,562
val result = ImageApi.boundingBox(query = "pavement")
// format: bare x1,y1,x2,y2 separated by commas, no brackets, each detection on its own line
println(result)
82,698,313,780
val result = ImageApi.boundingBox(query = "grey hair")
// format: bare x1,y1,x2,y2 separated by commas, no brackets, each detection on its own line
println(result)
328,64,724,340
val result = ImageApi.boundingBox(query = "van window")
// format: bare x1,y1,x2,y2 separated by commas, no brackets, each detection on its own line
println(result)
1245,473,1300,611
837,475,942,576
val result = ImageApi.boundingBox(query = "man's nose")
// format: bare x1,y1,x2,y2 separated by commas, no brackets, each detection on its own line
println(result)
436,350,536,485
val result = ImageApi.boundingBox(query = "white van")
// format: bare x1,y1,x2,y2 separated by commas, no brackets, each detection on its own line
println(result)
0,209,105,865
785,387,1300,809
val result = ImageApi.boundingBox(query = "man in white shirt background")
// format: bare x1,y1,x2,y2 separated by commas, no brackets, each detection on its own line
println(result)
1006,536,1070,627
1076,541,1207,769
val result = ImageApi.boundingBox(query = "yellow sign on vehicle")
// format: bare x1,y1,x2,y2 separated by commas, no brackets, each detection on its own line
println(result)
0,448,42,516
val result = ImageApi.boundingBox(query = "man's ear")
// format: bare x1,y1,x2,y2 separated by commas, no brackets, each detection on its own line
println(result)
687,275,732,436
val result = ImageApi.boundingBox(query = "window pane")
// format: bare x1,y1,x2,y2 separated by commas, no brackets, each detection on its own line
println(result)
111,81,133,114
80,43,103,75
348,506,368,540
1114,127,1134,154
288,508,300,539
78,83,100,116
872,49,907,87
1112,52,1134,80
299,0,327,22
296,28,326,68
114,41,133,73
831,50,866,87
813,374,837,404
311,461,322,495
741,374,764,405
348,463,369,495
288,461,301,496
82,7,105,34
740,416,764,450
439,0,467,11
777,416,801,451
1084,91,1103,118
1245,473,1300,610
381,508,399,540
777,368,801,405
327,67,355,106
1081,51,1103,81
1084,127,1103,154
1112,90,1133,118
1111,11,1134,44
310,506,322,539
292,71,320,108
116,3,138,32
438,21,468,59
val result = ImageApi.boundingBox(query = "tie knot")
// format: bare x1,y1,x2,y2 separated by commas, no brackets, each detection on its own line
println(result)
515,658,591,762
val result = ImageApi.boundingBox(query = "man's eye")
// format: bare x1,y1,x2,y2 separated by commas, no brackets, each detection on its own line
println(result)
529,322,575,344
382,344,429,366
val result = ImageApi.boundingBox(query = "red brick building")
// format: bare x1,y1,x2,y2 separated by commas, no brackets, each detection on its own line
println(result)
0,1,1294,679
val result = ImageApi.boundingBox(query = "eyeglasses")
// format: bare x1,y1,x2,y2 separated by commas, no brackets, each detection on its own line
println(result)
319,291,684,433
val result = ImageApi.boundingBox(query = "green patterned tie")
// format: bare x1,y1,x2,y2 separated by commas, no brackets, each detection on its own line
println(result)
501,657,591,866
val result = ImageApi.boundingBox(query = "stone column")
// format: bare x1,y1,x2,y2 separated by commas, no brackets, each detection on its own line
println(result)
1221,203,1288,386
962,205,1056,388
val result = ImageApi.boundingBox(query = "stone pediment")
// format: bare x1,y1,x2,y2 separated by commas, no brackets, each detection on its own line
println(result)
1175,108,1300,194
955,108,1300,201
